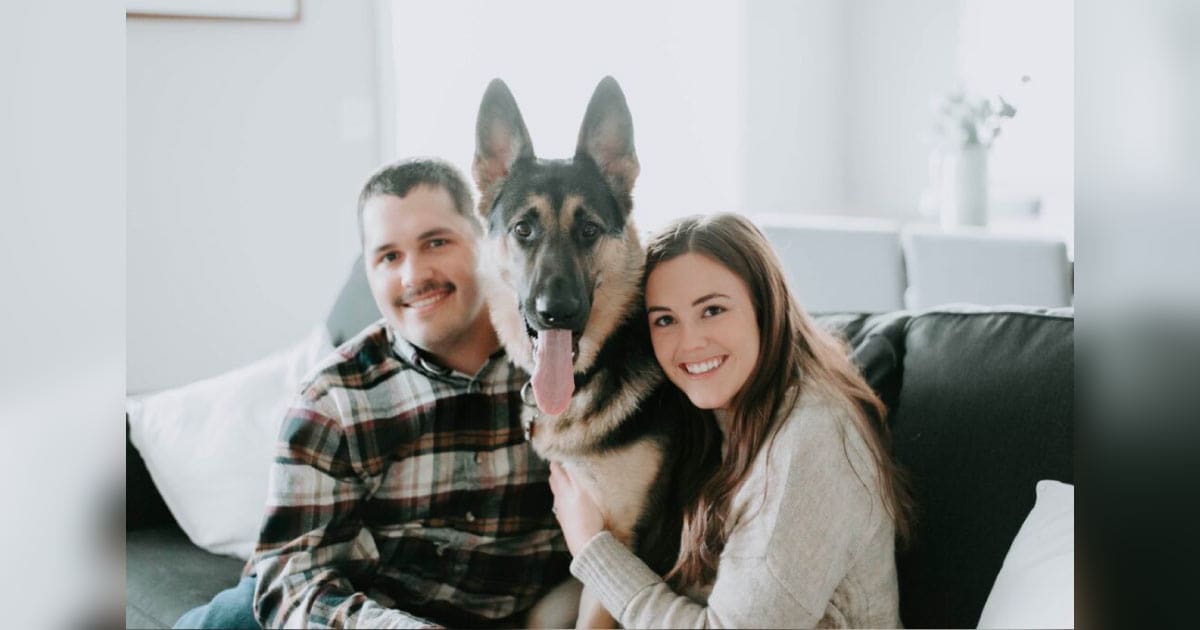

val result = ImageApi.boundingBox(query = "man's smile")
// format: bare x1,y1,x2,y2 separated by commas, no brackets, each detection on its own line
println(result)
400,287,454,312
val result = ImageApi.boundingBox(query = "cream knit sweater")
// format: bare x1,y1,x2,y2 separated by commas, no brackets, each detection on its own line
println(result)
570,381,901,629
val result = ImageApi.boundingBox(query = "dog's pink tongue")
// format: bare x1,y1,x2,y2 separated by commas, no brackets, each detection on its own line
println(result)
532,329,574,416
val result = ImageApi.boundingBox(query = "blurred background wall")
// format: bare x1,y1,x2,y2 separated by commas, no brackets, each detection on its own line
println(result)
127,1,380,393
126,0,1074,393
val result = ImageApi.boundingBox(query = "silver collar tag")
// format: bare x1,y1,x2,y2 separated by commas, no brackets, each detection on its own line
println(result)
520,380,538,441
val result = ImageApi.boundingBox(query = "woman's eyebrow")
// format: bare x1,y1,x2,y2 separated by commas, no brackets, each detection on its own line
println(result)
646,293,731,314
692,292,730,306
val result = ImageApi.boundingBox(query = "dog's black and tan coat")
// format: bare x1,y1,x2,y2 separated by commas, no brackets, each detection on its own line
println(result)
471,78,718,606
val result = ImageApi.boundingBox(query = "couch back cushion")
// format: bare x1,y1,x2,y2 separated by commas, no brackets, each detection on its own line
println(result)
325,254,382,346
756,217,907,313
814,311,911,412
890,308,1073,628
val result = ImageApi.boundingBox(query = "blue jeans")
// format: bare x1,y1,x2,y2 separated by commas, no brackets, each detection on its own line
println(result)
173,575,259,629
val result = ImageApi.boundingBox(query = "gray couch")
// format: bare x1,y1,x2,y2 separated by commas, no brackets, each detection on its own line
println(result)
127,293,1073,628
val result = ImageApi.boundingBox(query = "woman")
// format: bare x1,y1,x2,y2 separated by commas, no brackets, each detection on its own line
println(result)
549,213,912,628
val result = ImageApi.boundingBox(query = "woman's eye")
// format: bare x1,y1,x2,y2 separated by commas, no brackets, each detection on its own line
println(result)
382,252,398,263
427,238,447,249
513,221,533,239
702,305,726,318
652,315,675,327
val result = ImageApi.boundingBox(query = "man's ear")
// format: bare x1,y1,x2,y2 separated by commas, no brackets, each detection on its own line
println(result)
575,76,640,215
473,79,534,216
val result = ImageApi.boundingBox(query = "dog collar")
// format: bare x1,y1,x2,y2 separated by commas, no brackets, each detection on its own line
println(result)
520,380,538,440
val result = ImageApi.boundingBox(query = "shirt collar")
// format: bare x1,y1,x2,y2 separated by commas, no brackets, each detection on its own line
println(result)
385,324,508,382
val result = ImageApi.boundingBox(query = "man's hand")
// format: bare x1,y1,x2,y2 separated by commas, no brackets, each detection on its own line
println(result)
548,461,606,556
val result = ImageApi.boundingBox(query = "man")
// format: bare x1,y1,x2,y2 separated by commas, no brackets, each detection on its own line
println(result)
175,159,572,629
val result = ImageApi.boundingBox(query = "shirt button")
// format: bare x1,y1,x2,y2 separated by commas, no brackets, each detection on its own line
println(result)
474,452,483,465
465,511,476,523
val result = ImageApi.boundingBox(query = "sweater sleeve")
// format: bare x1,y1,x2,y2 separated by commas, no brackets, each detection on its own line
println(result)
569,397,882,629
571,532,818,628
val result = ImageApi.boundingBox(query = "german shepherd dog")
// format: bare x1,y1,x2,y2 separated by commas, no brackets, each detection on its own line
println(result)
472,77,716,626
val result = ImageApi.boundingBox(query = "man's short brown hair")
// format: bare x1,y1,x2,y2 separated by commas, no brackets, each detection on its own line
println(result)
357,158,479,238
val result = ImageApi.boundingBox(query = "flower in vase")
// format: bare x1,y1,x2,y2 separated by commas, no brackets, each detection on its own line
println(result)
930,85,1018,150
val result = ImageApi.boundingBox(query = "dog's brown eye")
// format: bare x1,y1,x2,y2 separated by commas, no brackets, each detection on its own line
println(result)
581,222,601,239
512,221,533,239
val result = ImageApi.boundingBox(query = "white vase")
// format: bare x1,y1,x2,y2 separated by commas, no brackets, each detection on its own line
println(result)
939,143,988,228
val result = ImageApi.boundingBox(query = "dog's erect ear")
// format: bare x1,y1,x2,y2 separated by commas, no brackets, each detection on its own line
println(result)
575,76,640,214
474,79,535,209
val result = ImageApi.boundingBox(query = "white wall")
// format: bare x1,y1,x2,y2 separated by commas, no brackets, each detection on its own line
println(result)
127,1,381,394
380,0,1067,232
742,0,1070,237
957,0,1074,236
842,0,962,217
743,0,846,215
384,0,745,235
742,0,960,218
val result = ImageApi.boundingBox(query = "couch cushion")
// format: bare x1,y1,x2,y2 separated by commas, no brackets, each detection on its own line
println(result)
814,311,911,412
976,480,1074,629
900,228,1074,310
325,253,382,346
126,325,333,560
126,527,246,629
755,215,907,313
889,307,1073,628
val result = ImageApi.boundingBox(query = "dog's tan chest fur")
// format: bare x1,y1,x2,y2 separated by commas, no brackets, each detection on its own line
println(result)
560,440,664,546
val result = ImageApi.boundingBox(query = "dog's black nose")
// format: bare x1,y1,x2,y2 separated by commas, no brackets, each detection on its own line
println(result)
535,293,582,327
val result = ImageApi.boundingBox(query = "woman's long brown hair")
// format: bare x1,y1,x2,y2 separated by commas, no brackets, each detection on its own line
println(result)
645,213,914,589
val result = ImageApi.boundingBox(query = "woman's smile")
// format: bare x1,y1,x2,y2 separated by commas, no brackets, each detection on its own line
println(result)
681,355,727,377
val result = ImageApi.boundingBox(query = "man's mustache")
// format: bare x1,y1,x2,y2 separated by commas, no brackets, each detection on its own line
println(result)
394,281,454,306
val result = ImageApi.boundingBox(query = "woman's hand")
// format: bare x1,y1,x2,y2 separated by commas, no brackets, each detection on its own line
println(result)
548,461,607,556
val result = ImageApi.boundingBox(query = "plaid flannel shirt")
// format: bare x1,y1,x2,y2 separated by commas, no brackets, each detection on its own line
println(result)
252,321,569,628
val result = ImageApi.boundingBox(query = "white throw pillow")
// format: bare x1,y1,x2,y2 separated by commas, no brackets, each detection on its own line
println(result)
977,480,1074,629
127,326,333,559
